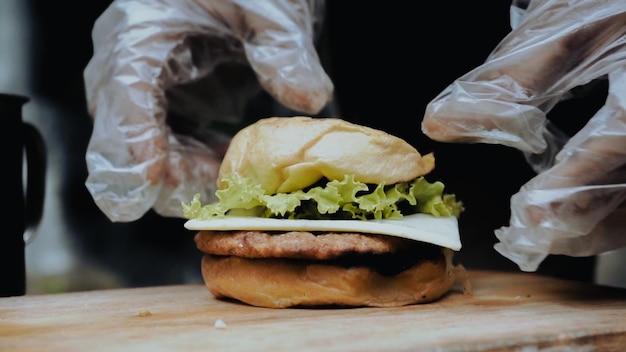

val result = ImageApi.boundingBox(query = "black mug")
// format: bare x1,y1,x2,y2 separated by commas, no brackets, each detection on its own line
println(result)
0,93,46,297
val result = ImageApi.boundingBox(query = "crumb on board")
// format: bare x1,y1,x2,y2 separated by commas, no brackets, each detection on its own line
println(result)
138,310,152,317
215,318,228,329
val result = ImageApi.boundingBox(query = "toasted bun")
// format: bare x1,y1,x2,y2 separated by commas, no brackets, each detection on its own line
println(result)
218,116,435,194
200,248,455,308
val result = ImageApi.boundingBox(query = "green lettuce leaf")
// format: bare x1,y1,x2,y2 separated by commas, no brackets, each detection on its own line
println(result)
182,173,464,221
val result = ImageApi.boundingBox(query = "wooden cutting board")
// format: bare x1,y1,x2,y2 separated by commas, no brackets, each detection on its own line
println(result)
1,270,625,351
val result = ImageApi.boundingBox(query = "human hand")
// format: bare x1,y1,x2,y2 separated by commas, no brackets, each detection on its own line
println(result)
84,0,333,222
421,0,626,271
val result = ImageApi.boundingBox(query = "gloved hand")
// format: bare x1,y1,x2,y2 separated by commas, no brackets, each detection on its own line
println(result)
422,0,626,271
84,0,333,222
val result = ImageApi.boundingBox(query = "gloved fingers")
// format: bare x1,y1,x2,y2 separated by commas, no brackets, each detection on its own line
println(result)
86,0,331,131
85,0,250,221
423,0,626,154
494,186,626,272
85,75,170,222
86,124,225,221
526,68,626,192
85,0,332,222
198,0,333,114
522,120,570,174
495,206,626,272
494,68,626,271
152,134,225,218
423,81,549,153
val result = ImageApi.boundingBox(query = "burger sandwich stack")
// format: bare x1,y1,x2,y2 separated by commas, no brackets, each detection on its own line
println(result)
183,116,464,308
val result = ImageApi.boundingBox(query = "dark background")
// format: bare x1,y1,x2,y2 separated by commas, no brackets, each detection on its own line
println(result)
24,1,604,290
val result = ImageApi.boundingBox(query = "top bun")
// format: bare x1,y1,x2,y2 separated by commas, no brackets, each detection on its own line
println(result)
218,117,435,194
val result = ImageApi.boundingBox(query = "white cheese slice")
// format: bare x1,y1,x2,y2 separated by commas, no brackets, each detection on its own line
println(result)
185,213,461,251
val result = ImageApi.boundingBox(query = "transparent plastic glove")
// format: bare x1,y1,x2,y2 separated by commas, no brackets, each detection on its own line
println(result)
421,0,626,271
84,0,333,222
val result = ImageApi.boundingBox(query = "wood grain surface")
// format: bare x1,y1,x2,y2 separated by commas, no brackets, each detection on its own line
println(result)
1,270,625,351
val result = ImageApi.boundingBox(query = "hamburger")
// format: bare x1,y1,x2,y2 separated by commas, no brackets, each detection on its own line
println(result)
182,116,464,308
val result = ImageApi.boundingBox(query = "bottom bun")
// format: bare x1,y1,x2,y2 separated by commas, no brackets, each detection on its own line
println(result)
200,248,456,308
